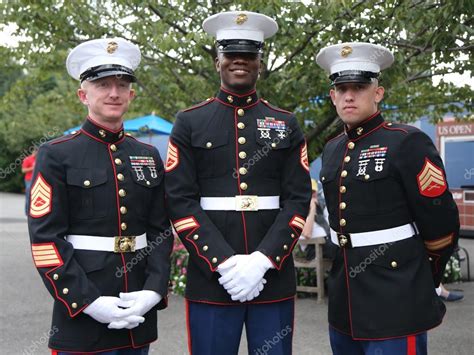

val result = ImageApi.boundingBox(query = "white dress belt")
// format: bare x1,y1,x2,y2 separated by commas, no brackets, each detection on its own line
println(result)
200,195,280,211
330,223,416,248
66,233,147,253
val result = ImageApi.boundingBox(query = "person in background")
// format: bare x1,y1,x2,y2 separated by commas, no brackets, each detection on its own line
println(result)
316,42,460,355
21,147,37,214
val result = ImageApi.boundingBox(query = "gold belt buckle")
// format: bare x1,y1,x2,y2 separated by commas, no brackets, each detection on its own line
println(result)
337,233,352,248
235,195,258,211
114,236,136,253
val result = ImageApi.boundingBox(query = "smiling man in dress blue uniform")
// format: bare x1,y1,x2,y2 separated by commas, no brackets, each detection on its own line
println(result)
316,42,460,355
28,38,173,354
165,11,311,355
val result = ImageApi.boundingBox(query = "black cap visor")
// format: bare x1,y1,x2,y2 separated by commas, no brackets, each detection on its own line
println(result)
217,39,263,54
330,70,379,85
80,64,136,83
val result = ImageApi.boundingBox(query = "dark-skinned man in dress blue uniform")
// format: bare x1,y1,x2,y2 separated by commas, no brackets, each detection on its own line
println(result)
28,38,173,355
315,42,460,355
165,11,311,355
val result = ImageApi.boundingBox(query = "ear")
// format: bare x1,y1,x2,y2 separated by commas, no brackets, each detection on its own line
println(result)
215,56,220,72
329,89,336,104
77,88,88,105
374,86,385,104
129,88,136,100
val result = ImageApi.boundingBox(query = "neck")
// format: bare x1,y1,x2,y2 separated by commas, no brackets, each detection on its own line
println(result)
88,115,123,131
221,84,257,96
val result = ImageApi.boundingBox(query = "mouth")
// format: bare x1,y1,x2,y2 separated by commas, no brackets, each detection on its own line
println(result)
229,68,249,75
343,106,357,110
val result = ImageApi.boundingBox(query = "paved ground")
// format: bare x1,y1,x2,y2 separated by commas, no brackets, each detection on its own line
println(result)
1,192,473,354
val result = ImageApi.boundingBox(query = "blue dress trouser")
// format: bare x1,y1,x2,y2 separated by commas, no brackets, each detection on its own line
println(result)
54,345,149,355
187,298,294,355
329,326,427,355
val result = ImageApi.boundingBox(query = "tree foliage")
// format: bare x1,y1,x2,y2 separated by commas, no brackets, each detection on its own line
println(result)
1,0,472,192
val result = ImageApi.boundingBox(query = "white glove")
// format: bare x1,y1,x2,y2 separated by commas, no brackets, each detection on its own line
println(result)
217,254,251,276
83,296,144,326
118,290,162,318
218,251,273,301
237,278,267,303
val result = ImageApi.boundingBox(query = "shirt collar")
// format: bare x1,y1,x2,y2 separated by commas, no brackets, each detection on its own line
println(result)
345,111,384,140
217,87,259,107
81,117,125,144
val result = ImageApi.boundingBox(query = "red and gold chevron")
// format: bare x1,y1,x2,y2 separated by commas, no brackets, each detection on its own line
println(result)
289,215,305,230
31,243,63,267
30,173,52,218
165,140,179,172
300,141,309,172
417,158,447,197
173,216,199,233
424,233,454,251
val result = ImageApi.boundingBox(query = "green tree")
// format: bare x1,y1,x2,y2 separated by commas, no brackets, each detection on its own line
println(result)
1,0,473,191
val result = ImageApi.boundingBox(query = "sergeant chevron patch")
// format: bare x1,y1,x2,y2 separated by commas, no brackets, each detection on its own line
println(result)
31,243,63,267
165,140,179,172
300,142,309,172
30,173,52,218
417,158,447,197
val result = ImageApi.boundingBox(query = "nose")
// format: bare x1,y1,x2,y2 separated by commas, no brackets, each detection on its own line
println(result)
109,84,120,98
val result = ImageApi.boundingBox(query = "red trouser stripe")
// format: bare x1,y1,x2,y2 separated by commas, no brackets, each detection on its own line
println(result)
407,335,416,355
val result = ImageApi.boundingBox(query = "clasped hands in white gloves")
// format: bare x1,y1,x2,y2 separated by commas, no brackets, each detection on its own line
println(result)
84,290,161,330
218,251,273,302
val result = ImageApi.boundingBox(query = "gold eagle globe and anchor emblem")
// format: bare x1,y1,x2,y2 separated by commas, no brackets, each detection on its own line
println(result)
340,45,353,58
107,41,118,54
236,13,248,25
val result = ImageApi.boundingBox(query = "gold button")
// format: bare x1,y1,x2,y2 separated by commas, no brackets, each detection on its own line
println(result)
99,129,106,138
237,108,244,116
429,257,433,261
120,206,127,214
344,156,351,163
238,137,246,144
212,257,218,264
340,219,346,226
53,274,59,280
206,142,212,148
291,233,295,238
271,143,277,148
146,181,150,186
283,244,288,251
71,302,78,309
115,158,122,165
62,288,69,295
121,222,127,231
246,96,252,103
119,189,126,197
239,151,247,159
387,122,393,126
240,182,248,190
340,186,346,193
322,177,326,181
227,95,233,103
83,180,91,187
118,131,124,138
364,174,370,180
117,173,124,181
193,234,199,240
237,122,245,129
275,256,281,262
341,170,348,178
203,245,208,251
239,167,247,175
348,142,355,149
356,127,364,135
391,261,398,268
339,202,346,210
110,144,117,152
